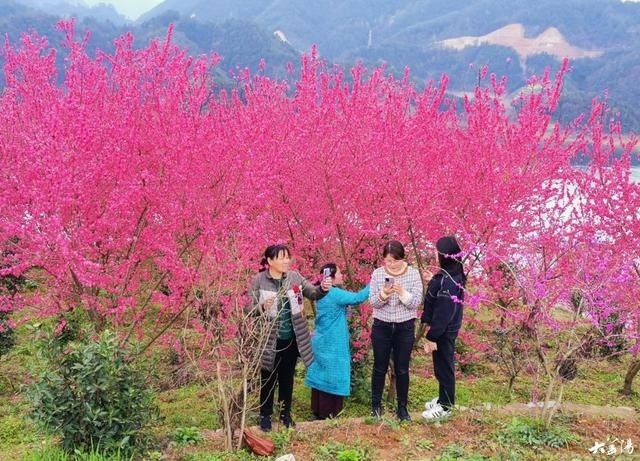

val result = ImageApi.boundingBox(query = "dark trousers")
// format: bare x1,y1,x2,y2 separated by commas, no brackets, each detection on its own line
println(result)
371,318,415,408
310,388,344,420
432,332,457,409
260,337,298,417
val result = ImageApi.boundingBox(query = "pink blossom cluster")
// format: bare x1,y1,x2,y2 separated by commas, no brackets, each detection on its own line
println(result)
0,22,638,364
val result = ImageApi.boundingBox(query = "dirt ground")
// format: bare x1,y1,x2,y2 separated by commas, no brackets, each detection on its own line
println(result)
181,404,639,460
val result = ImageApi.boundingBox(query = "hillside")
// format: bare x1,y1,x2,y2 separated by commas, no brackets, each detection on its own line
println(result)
1,0,640,131
137,0,640,132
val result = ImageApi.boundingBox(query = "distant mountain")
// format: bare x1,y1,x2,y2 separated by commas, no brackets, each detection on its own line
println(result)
137,0,640,132
1,0,640,131
0,2,298,89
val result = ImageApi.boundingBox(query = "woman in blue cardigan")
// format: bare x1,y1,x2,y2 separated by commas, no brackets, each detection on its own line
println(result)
305,263,370,419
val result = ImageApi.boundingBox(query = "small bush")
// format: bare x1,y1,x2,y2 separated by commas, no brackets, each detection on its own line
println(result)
172,426,203,446
416,438,434,450
29,329,158,455
494,416,579,449
349,355,372,405
455,336,479,375
270,427,294,450
0,309,16,357
438,443,489,460
0,273,23,357
315,441,372,461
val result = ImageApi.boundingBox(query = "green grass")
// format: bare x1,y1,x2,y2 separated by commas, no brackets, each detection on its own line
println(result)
0,397,42,459
182,451,262,461
1,310,639,459
156,384,219,428
22,444,137,461
563,360,639,407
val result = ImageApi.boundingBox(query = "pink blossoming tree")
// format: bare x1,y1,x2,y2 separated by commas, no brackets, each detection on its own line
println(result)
1,21,638,445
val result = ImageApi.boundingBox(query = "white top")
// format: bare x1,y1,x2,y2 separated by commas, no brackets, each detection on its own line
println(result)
369,265,423,323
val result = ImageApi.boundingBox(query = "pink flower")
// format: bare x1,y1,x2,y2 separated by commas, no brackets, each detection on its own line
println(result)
54,319,67,337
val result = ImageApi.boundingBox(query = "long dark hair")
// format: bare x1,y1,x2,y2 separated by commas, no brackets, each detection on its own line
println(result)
382,240,406,260
259,244,291,272
436,236,466,284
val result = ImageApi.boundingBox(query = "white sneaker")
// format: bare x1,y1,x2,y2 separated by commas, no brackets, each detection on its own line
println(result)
421,403,451,420
424,397,439,410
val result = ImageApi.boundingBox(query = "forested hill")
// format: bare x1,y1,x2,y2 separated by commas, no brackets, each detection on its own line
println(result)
0,1,299,86
2,0,640,131
139,0,640,131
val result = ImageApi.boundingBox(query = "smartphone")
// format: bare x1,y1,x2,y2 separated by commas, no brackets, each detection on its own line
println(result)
323,267,332,279
384,276,394,286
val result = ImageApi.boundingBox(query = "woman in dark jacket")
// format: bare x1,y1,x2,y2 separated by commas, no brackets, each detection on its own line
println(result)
249,244,332,431
417,236,466,420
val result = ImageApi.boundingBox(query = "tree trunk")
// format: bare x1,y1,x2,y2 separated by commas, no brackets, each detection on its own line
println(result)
622,359,640,396
508,375,516,397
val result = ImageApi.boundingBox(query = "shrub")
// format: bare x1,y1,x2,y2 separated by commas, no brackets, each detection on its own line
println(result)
0,273,23,358
494,416,579,449
29,329,158,454
315,441,372,461
0,309,16,358
437,443,491,460
172,426,203,446
349,354,372,405
270,427,294,451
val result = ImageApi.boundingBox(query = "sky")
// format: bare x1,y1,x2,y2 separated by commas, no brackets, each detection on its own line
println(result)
84,0,163,20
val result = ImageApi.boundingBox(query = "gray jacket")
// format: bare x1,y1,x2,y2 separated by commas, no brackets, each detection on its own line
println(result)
249,270,327,371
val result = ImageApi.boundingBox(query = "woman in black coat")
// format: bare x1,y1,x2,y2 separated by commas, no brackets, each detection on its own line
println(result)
417,236,466,420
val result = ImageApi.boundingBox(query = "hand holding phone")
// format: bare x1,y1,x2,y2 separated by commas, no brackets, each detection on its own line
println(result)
382,276,395,296
323,267,332,281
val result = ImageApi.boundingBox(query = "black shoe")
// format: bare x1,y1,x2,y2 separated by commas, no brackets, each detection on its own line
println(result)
280,413,296,428
371,405,382,418
259,415,272,432
397,405,411,422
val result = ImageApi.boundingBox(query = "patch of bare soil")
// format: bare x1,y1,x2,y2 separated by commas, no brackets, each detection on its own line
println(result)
439,23,603,61
182,404,639,460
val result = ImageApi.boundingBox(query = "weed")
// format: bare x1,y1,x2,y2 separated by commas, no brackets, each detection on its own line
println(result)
0,414,35,448
416,438,434,450
437,443,489,460
172,426,203,446
494,416,579,449
270,427,294,451
183,450,258,461
315,441,372,461
25,444,135,461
